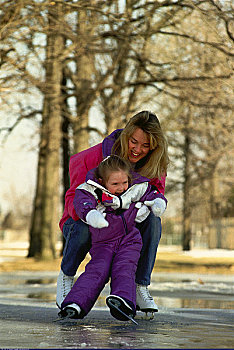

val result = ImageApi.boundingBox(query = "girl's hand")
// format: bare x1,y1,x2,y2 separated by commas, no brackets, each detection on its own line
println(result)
86,209,109,228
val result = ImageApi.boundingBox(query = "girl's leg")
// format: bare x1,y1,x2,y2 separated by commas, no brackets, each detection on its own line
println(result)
57,218,91,308
110,232,142,311
61,244,114,315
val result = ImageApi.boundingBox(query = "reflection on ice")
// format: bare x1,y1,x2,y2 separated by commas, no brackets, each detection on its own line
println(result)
150,272,234,310
0,271,233,310
156,297,234,310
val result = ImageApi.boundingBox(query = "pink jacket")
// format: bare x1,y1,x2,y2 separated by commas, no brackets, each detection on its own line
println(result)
59,130,166,231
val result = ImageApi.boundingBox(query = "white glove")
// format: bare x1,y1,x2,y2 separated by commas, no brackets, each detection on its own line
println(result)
144,198,167,217
86,209,109,228
135,203,151,223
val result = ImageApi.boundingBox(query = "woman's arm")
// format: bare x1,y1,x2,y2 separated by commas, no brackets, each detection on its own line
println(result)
65,143,103,220
149,176,166,195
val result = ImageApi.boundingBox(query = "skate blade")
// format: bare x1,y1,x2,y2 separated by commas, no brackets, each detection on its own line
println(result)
142,311,155,320
137,311,155,321
108,300,138,325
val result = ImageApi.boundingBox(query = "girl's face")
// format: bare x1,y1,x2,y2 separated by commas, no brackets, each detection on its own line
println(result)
104,170,129,195
128,128,150,163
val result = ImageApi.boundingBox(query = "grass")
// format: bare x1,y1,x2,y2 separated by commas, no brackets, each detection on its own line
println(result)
1,248,233,274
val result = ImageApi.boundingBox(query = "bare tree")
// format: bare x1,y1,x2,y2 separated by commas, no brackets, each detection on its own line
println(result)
154,2,234,249
28,2,65,259
1,0,233,256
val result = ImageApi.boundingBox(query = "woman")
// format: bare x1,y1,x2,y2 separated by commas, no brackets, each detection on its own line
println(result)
57,110,169,314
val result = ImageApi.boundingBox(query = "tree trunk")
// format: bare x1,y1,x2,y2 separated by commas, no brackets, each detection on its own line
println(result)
39,5,64,260
60,71,71,255
73,8,95,153
182,112,192,251
28,112,47,257
29,3,64,260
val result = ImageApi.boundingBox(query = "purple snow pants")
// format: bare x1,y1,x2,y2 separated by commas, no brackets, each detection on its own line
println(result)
61,227,142,316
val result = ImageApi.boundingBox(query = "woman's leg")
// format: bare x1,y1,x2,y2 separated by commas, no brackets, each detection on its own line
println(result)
61,218,91,276
135,213,161,313
135,213,161,285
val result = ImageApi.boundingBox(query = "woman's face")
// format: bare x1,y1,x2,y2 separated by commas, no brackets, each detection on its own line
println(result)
128,128,150,163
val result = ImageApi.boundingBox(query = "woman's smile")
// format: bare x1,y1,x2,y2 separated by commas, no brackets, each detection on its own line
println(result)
128,128,150,163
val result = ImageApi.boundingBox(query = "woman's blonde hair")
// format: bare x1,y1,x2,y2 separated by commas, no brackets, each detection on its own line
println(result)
112,111,169,179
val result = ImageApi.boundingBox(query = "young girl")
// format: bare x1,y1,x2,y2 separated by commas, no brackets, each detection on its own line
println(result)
58,155,167,323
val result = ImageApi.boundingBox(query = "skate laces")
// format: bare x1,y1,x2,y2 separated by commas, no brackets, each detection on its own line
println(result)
137,285,153,301
62,275,74,298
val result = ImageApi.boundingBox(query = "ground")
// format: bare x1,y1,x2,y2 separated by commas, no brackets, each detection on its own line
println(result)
1,243,234,349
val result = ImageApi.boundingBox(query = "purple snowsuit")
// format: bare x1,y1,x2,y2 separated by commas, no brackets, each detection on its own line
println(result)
61,170,167,317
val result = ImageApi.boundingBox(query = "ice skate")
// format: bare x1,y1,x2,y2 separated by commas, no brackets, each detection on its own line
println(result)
136,284,158,320
106,295,138,325
56,269,74,309
58,303,81,320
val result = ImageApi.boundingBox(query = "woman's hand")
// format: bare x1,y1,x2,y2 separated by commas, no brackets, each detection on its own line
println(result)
86,209,109,228
144,198,167,217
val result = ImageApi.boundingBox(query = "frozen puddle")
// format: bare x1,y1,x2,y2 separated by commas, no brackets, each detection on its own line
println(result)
0,304,233,349
0,271,233,349
151,272,234,310
0,271,233,310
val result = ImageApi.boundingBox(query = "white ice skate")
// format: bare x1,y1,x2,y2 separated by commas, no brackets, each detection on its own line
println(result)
136,284,158,320
56,270,74,309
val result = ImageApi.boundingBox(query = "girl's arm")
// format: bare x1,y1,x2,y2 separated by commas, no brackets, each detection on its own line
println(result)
73,187,109,229
73,188,98,222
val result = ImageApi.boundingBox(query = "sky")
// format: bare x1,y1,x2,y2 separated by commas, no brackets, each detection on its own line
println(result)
0,107,106,217
0,121,38,216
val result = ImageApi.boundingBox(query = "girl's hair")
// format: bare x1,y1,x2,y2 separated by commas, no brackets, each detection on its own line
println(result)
95,155,131,186
112,111,169,179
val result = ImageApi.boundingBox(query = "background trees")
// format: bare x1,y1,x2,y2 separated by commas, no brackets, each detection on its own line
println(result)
0,0,233,258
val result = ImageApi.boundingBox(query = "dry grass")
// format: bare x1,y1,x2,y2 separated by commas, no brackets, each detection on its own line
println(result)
0,256,90,273
1,251,233,275
155,250,234,274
